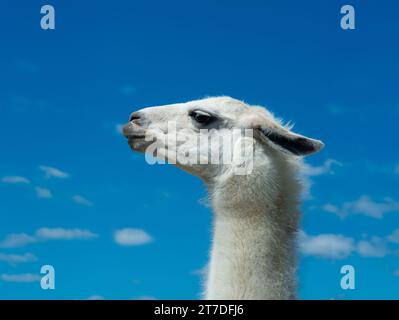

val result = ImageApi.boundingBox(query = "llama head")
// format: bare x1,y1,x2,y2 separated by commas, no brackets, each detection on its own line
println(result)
123,96,324,182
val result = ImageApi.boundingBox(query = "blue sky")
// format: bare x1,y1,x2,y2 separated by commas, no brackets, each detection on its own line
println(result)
0,0,398,299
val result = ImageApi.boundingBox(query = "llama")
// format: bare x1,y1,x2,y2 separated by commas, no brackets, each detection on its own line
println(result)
122,96,324,299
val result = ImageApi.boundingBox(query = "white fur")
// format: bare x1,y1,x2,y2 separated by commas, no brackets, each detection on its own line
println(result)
123,96,323,300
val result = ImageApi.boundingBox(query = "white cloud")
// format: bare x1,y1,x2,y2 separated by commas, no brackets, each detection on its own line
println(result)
72,195,93,207
302,159,341,176
394,270,399,277
35,228,98,240
387,229,399,244
299,230,397,260
349,196,399,218
394,164,399,175
35,187,52,199
0,228,98,248
0,233,37,248
301,159,341,199
357,237,390,257
321,203,341,215
1,176,30,184
323,196,399,219
114,228,153,246
1,273,41,283
0,253,38,265
39,165,69,179
298,231,355,259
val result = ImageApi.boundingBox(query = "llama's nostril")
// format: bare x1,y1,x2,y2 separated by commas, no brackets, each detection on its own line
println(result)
129,112,142,123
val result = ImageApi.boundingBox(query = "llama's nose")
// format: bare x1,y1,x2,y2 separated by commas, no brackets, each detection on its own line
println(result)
129,111,143,123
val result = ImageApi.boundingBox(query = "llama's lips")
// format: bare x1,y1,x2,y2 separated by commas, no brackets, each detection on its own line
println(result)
123,123,147,139
127,135,146,140
127,134,152,152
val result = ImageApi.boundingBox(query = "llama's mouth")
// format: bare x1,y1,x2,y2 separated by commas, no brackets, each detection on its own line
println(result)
123,123,146,138
127,134,146,140
122,122,150,152
126,133,152,152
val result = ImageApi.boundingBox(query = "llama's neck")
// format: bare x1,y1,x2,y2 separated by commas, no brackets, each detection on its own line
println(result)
205,154,300,300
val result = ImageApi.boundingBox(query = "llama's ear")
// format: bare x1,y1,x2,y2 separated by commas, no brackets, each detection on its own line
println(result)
240,107,324,156
257,126,324,156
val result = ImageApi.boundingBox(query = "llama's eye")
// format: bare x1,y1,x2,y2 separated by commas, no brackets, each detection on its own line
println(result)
189,110,216,125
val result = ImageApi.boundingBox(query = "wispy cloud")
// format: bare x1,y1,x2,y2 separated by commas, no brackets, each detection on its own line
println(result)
387,229,399,244
1,273,40,283
0,233,37,248
114,228,153,246
323,196,399,219
298,231,355,259
299,230,395,260
72,195,93,207
301,159,341,199
39,165,69,179
0,253,38,266
1,176,30,184
35,187,52,199
35,228,98,240
394,270,399,277
302,159,341,176
395,164,399,175
357,237,390,257
0,228,98,248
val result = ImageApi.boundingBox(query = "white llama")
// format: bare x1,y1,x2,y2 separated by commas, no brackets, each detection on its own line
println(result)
122,96,324,300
